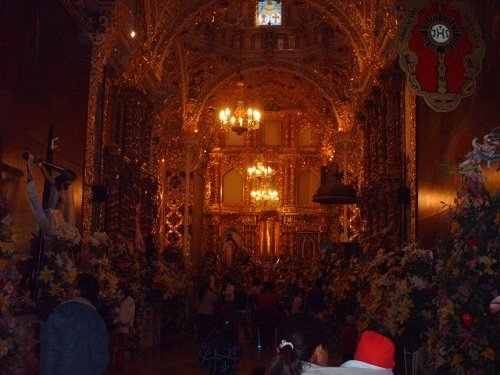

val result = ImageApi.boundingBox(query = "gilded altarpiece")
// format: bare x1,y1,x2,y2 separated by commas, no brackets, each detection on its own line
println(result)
202,111,341,260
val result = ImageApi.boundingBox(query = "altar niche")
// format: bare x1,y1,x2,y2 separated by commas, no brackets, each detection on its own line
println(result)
295,232,319,259
220,228,243,267
258,210,280,257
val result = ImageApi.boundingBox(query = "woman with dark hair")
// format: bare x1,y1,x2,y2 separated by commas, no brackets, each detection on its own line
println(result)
265,313,328,375
265,313,395,375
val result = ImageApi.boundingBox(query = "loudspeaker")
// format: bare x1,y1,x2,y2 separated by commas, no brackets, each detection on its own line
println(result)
92,185,107,203
397,187,411,205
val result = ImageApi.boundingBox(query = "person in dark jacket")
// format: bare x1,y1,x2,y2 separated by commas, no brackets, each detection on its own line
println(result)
40,273,109,375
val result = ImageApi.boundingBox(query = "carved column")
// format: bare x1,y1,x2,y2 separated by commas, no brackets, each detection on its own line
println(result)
358,67,405,247
83,48,106,244
183,149,193,258
380,68,404,242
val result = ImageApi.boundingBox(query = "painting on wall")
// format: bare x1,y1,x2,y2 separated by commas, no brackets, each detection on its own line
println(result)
295,232,319,260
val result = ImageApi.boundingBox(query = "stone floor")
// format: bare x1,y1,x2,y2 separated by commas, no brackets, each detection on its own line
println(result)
109,340,276,375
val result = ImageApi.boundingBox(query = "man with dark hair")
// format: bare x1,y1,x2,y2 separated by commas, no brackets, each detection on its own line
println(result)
40,273,109,375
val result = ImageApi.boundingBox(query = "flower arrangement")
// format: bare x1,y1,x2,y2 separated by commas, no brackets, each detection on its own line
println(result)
0,204,37,374
37,243,78,305
37,223,80,305
423,128,499,374
49,221,81,247
107,234,143,296
150,256,188,299
353,244,434,341
0,238,21,374
83,232,120,304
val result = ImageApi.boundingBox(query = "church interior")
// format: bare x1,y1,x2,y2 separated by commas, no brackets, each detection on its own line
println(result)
1,1,499,374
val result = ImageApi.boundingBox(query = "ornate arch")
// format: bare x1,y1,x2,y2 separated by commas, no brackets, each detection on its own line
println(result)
184,60,344,133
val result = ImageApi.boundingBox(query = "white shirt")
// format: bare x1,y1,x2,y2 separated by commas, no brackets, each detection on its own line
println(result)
115,296,135,333
302,362,393,375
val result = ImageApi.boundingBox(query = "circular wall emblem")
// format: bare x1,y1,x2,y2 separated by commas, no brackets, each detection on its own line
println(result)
429,22,452,45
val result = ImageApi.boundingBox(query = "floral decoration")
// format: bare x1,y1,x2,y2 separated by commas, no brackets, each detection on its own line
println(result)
424,128,499,374
0,203,37,375
83,232,120,304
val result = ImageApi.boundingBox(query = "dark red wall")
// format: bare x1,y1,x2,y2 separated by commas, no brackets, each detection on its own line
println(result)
417,1,500,248
0,1,91,244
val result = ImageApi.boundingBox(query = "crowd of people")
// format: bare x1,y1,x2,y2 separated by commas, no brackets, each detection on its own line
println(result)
193,275,395,375
25,158,396,375
38,273,395,375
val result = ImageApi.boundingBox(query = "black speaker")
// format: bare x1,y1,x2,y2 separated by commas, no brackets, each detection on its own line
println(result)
92,185,107,203
397,187,411,205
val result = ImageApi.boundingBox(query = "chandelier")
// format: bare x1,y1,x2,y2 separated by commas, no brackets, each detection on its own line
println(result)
250,188,279,202
247,162,274,178
218,2,262,135
248,162,279,208
219,98,261,135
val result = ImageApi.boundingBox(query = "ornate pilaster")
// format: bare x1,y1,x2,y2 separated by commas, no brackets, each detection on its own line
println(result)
81,0,130,243
405,87,417,242
358,67,406,248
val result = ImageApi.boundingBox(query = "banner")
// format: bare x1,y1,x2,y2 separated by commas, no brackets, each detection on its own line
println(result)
397,0,485,112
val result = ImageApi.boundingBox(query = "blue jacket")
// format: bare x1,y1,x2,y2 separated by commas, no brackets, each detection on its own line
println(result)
40,297,109,375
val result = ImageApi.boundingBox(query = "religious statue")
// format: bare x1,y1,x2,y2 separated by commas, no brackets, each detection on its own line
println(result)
24,154,76,235
222,233,238,268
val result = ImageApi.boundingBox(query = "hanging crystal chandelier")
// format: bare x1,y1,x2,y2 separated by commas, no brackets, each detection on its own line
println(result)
219,4,261,136
250,188,279,202
219,100,261,135
247,162,279,207
247,162,274,178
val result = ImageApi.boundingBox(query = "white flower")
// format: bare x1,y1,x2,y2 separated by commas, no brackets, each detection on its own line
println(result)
88,232,110,248
50,222,81,246
54,254,65,268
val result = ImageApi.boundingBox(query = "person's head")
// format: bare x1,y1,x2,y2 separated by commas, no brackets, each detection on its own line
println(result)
55,169,76,190
354,331,395,369
265,313,328,375
73,273,99,304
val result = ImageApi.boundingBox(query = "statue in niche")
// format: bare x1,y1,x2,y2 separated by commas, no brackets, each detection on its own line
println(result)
222,233,238,268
